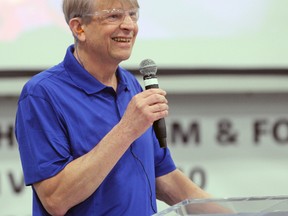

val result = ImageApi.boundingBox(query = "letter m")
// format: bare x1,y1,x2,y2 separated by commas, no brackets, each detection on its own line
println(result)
171,121,200,146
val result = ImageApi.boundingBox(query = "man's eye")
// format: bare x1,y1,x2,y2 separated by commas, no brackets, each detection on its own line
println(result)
130,12,136,17
106,13,122,20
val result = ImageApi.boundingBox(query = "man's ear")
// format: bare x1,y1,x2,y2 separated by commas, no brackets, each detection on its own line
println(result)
69,18,85,41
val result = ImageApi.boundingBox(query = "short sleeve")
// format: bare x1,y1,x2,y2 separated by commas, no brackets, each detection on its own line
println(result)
15,94,73,185
153,133,176,178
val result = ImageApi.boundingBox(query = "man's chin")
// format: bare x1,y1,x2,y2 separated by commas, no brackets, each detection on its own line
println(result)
117,54,132,62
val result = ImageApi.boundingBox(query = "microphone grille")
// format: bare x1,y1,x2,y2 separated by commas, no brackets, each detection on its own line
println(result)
139,59,157,76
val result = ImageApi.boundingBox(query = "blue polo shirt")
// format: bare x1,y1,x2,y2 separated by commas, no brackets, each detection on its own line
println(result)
15,45,176,216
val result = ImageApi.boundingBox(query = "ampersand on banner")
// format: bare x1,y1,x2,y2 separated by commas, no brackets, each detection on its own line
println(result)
216,119,238,145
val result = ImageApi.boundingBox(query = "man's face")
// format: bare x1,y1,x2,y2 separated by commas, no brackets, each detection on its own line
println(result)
83,0,139,65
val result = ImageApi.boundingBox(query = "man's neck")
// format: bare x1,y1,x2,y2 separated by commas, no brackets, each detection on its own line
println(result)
74,47,119,91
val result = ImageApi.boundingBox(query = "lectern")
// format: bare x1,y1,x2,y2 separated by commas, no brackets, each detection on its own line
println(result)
154,196,288,216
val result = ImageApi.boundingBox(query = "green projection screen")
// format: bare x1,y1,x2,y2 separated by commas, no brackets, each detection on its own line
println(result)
0,0,288,70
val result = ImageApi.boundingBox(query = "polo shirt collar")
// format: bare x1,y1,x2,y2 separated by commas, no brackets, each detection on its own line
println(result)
63,45,129,95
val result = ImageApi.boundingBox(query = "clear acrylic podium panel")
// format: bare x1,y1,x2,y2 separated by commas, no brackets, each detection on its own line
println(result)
154,196,288,216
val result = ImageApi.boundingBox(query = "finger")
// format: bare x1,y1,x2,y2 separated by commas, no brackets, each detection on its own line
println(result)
149,103,169,113
144,93,168,107
152,109,169,120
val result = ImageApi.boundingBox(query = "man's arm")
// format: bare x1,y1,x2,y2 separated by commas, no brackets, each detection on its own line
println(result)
156,169,211,206
156,169,233,214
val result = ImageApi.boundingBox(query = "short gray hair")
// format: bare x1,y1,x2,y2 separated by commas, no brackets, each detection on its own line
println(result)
62,0,95,24
63,0,140,25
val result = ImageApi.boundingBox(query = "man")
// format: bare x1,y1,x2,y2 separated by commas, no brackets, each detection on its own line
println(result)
15,0,216,215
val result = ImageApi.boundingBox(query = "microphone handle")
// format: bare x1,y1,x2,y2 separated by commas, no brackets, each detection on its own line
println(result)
153,119,167,148
144,75,167,148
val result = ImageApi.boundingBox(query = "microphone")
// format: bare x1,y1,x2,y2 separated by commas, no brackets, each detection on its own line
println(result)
139,59,167,148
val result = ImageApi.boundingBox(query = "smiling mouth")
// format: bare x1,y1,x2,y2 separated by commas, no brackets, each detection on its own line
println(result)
112,37,131,43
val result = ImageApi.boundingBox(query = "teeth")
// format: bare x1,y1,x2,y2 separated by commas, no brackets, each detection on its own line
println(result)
113,38,131,42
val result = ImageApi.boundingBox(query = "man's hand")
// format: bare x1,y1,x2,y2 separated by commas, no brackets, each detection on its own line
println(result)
120,89,168,140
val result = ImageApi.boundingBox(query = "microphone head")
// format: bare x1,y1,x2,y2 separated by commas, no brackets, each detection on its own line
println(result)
139,59,157,76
